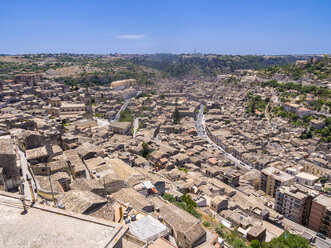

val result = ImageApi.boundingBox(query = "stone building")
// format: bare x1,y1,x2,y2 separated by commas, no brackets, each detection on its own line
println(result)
210,195,228,213
0,138,21,191
14,73,43,86
110,79,136,91
109,122,132,135
60,102,86,114
18,130,45,151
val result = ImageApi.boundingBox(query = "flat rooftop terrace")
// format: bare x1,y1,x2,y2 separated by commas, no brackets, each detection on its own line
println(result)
0,191,127,248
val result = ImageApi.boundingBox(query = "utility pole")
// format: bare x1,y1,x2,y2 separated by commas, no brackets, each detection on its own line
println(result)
103,178,107,197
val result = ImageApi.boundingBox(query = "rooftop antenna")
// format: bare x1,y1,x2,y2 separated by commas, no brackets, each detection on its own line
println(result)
194,45,196,55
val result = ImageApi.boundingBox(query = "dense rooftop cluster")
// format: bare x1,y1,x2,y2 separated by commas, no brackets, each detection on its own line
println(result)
0,55,330,248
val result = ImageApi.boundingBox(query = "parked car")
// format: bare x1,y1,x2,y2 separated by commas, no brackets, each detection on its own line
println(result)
316,232,326,239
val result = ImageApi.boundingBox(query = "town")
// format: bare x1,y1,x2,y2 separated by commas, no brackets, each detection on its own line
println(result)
0,53,330,248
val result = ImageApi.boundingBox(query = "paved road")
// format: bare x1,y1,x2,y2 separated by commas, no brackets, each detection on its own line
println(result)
315,236,331,248
95,98,132,126
315,237,331,248
195,104,254,170
111,99,131,123
196,103,331,247
155,171,175,190
133,118,139,138
17,148,37,201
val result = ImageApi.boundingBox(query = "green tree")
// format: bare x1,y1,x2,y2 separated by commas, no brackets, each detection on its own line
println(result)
254,95,262,102
140,142,151,159
225,120,231,125
326,117,331,128
215,227,225,238
181,194,196,208
320,177,327,184
163,193,175,202
251,101,256,115
173,100,180,125
302,115,310,124
250,240,261,248
262,231,309,248
232,238,248,248
203,221,210,227
321,128,329,137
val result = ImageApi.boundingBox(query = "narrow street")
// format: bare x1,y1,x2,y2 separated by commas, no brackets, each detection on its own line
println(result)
315,237,331,248
196,104,253,170
133,118,139,138
111,98,131,123
196,103,331,248
96,97,133,127
17,148,37,200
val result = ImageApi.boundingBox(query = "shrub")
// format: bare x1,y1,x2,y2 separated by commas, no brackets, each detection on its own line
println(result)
203,221,210,227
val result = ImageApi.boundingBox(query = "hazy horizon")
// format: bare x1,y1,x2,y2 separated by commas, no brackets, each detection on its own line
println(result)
0,53,329,56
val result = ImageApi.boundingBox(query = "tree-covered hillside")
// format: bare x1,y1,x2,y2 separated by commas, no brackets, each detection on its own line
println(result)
0,53,316,83
130,54,301,77
260,54,331,80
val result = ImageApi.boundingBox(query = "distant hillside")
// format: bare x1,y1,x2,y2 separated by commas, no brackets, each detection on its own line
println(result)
259,55,331,80
0,53,317,83
130,54,305,77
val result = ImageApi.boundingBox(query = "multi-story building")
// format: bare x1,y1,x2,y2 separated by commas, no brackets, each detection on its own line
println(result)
260,167,294,198
302,161,330,179
308,194,331,238
275,185,315,226
14,73,43,86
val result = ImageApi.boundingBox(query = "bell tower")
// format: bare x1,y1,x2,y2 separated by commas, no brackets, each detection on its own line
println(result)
83,88,93,119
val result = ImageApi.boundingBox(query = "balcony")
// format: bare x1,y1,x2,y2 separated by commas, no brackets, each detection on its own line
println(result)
322,220,330,226
323,215,330,221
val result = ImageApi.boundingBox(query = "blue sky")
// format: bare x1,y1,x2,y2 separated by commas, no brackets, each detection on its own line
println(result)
0,0,330,54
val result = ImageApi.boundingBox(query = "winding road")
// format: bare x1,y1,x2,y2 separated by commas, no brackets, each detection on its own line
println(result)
96,98,132,127
111,99,131,123
196,104,331,248
18,148,38,200
196,104,254,170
